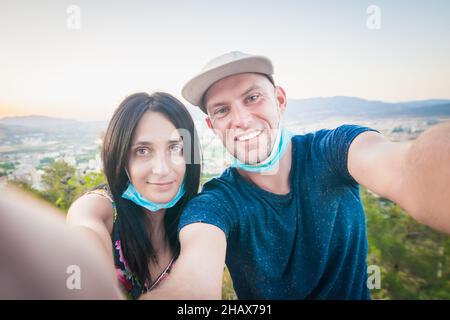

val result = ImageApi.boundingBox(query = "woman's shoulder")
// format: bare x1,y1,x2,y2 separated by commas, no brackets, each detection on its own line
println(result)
67,184,117,228
84,184,115,204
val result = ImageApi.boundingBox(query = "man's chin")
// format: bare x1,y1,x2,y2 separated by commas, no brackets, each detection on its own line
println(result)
234,152,270,165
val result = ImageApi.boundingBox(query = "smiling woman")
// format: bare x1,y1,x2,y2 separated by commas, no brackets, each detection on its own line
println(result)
66,92,201,299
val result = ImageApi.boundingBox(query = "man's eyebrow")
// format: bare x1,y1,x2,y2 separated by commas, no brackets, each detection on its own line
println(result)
206,85,263,112
240,85,262,98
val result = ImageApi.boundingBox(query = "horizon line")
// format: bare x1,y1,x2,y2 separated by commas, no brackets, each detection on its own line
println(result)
1,95,450,122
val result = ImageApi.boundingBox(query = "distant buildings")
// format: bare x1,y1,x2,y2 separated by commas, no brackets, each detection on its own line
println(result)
2,140,102,191
9,164,44,190
0,115,444,188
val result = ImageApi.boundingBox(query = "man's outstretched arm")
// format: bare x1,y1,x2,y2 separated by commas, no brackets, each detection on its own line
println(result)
348,121,450,234
140,222,227,299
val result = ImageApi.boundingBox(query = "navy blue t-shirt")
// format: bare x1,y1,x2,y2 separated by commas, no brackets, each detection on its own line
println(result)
178,125,377,299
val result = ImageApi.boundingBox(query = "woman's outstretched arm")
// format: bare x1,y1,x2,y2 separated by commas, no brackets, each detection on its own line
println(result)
0,186,124,299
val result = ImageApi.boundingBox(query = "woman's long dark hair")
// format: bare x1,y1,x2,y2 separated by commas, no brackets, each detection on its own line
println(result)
101,92,201,291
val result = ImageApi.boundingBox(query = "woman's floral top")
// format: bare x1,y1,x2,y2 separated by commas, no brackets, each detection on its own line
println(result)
86,185,175,300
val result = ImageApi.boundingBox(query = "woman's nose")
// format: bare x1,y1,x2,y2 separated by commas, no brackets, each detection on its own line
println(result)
151,153,171,176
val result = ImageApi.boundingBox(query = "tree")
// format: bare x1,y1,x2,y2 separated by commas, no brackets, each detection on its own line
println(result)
78,171,106,190
40,160,79,211
363,188,450,299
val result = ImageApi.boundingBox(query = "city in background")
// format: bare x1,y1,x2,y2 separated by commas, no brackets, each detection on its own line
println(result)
2,96,449,187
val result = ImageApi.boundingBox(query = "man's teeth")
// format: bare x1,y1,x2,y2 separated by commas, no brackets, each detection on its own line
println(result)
237,130,261,141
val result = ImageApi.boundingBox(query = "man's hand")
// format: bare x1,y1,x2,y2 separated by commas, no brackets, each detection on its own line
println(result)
349,122,450,234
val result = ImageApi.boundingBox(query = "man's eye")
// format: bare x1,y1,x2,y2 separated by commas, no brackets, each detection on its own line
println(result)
214,106,229,117
247,94,260,102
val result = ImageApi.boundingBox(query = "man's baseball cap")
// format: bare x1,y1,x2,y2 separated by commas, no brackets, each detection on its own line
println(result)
182,51,274,113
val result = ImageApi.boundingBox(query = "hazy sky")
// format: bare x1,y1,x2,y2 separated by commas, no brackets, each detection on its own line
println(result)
1,0,449,121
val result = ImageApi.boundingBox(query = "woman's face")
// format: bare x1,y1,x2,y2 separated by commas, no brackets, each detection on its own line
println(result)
127,111,186,204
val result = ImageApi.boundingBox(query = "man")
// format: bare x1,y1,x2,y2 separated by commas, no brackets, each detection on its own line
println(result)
143,51,450,299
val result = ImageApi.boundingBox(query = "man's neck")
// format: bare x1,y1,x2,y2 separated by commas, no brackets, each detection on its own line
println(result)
237,141,293,195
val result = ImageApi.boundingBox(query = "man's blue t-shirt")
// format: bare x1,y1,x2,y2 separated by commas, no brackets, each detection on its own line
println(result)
178,125,377,299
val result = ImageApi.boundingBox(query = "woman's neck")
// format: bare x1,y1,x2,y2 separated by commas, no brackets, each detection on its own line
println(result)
146,208,165,230
143,208,169,253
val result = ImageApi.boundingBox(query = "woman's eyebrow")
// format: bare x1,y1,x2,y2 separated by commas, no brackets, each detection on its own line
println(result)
131,137,182,147
131,141,152,147
168,138,183,144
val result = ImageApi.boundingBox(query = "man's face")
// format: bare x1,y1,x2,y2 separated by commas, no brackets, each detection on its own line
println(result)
204,73,286,164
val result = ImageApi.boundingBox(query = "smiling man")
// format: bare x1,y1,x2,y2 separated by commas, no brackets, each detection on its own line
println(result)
142,51,450,300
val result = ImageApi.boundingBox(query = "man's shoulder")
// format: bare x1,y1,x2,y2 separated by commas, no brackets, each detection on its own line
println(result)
188,168,239,205
291,124,374,147
179,169,239,237
201,167,232,185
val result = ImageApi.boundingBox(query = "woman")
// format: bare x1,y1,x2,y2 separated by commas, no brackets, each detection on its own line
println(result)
67,92,201,299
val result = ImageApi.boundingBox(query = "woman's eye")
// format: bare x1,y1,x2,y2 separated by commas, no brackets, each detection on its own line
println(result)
170,144,183,153
136,148,150,156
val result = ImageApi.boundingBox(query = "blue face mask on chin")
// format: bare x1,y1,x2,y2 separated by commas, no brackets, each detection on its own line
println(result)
121,179,186,212
231,127,293,173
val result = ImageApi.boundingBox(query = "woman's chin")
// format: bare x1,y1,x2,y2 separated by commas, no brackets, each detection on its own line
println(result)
143,191,178,204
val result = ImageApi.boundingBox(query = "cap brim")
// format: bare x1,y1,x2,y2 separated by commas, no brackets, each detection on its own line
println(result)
182,55,273,112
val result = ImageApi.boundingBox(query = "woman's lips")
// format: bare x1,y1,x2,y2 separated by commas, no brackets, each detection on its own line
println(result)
147,181,175,191
149,181,174,185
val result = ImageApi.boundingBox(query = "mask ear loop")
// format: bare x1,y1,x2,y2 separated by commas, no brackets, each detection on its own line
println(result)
124,168,132,184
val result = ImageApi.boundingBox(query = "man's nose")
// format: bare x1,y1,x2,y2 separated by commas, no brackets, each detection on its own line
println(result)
230,105,252,129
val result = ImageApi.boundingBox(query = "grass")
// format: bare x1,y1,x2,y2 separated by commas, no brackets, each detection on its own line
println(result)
222,267,237,300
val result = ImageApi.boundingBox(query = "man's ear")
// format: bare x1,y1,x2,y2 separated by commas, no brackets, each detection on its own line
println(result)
205,117,213,129
275,86,287,113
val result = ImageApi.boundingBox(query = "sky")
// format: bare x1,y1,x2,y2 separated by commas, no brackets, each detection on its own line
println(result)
0,0,449,121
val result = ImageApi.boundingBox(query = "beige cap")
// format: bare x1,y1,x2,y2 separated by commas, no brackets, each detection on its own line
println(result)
182,51,274,112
